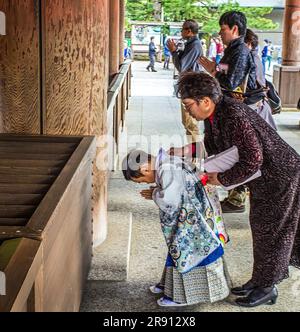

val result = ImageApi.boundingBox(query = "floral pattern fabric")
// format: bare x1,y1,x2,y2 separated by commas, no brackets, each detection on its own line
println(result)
153,149,223,274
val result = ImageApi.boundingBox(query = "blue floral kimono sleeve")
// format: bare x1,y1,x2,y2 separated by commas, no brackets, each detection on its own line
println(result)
153,160,223,274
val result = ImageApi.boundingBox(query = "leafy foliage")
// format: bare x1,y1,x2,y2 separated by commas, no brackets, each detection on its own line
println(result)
126,0,278,34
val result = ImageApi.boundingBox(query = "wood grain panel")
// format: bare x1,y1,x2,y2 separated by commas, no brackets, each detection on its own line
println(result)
0,159,66,168
0,194,43,206
0,0,40,134
0,184,49,194
0,219,28,226
0,166,61,176
0,141,77,154
0,174,55,184
44,0,109,137
0,153,69,161
43,0,109,246
0,205,36,218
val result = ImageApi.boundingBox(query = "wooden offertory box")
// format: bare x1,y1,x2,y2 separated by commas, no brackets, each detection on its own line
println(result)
0,135,96,312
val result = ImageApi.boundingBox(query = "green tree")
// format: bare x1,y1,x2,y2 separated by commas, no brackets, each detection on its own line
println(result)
126,0,278,34
126,0,155,21
193,0,279,34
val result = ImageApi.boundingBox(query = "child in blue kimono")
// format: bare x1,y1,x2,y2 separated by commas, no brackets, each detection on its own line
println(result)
122,148,231,307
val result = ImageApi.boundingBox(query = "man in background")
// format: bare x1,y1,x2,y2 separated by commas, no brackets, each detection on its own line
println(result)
261,39,269,75
200,11,259,214
146,37,157,72
167,19,203,143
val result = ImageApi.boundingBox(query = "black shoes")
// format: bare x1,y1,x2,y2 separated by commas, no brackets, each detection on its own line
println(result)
235,286,278,308
146,67,157,72
231,281,256,296
221,200,246,213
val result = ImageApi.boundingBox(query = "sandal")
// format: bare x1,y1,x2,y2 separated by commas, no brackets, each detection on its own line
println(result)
157,296,187,307
149,284,164,294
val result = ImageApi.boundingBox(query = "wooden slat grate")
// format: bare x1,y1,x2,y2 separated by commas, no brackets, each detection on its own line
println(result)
0,136,80,227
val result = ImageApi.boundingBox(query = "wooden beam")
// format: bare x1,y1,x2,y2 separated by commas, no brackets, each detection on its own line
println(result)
282,0,300,66
109,0,120,78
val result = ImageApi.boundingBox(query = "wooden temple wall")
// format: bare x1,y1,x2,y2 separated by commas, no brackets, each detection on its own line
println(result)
0,0,127,247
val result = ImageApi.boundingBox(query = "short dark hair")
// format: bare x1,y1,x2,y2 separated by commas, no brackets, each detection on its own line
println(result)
177,72,223,104
150,36,155,41
183,19,199,34
219,11,247,36
245,29,259,50
122,150,152,181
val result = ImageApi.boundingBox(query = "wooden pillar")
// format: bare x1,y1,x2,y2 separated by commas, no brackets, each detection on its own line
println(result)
42,0,110,248
282,0,300,66
119,0,125,65
0,0,40,134
109,0,120,78
273,0,300,108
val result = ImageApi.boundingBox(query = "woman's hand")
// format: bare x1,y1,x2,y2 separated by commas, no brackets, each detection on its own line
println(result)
198,57,217,77
140,186,157,200
207,172,221,186
168,144,195,158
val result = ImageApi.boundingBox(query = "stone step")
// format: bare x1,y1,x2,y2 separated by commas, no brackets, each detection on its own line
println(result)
88,211,132,281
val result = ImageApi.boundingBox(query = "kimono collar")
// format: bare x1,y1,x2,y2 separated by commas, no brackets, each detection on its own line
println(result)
186,35,199,45
229,36,244,47
208,112,215,125
155,148,168,169
226,36,244,52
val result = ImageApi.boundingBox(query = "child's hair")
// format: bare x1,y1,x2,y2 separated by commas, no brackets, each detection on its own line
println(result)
122,150,152,181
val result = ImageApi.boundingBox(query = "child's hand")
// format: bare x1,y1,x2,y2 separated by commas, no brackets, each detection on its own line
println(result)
140,186,156,200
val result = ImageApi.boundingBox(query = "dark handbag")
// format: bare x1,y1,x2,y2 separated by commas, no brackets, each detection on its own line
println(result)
265,80,282,115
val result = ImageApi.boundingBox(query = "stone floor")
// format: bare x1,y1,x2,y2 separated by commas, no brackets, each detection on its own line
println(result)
80,61,300,312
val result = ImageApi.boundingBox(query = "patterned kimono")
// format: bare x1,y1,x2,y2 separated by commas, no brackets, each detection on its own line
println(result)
204,96,300,288
152,149,230,304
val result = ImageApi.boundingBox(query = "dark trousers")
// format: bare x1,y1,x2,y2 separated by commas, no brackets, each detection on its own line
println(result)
147,54,156,70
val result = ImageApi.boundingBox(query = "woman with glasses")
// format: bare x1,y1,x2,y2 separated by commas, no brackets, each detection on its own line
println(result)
172,71,300,308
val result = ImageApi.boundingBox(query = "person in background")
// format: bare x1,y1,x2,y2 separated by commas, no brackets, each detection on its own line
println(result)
167,19,203,143
261,39,269,75
199,11,259,214
276,45,282,65
267,40,274,71
244,29,277,130
163,40,171,70
146,37,157,72
208,37,217,62
201,39,208,57
215,37,224,64
124,40,131,60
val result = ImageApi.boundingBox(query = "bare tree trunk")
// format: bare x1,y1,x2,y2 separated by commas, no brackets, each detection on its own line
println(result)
153,0,162,21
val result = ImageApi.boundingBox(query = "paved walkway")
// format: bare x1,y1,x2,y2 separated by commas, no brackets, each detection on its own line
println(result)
81,61,300,312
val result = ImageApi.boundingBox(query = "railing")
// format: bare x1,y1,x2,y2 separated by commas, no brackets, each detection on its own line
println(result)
107,60,132,172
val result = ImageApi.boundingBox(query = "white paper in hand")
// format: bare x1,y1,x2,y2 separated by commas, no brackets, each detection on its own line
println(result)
204,146,261,190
